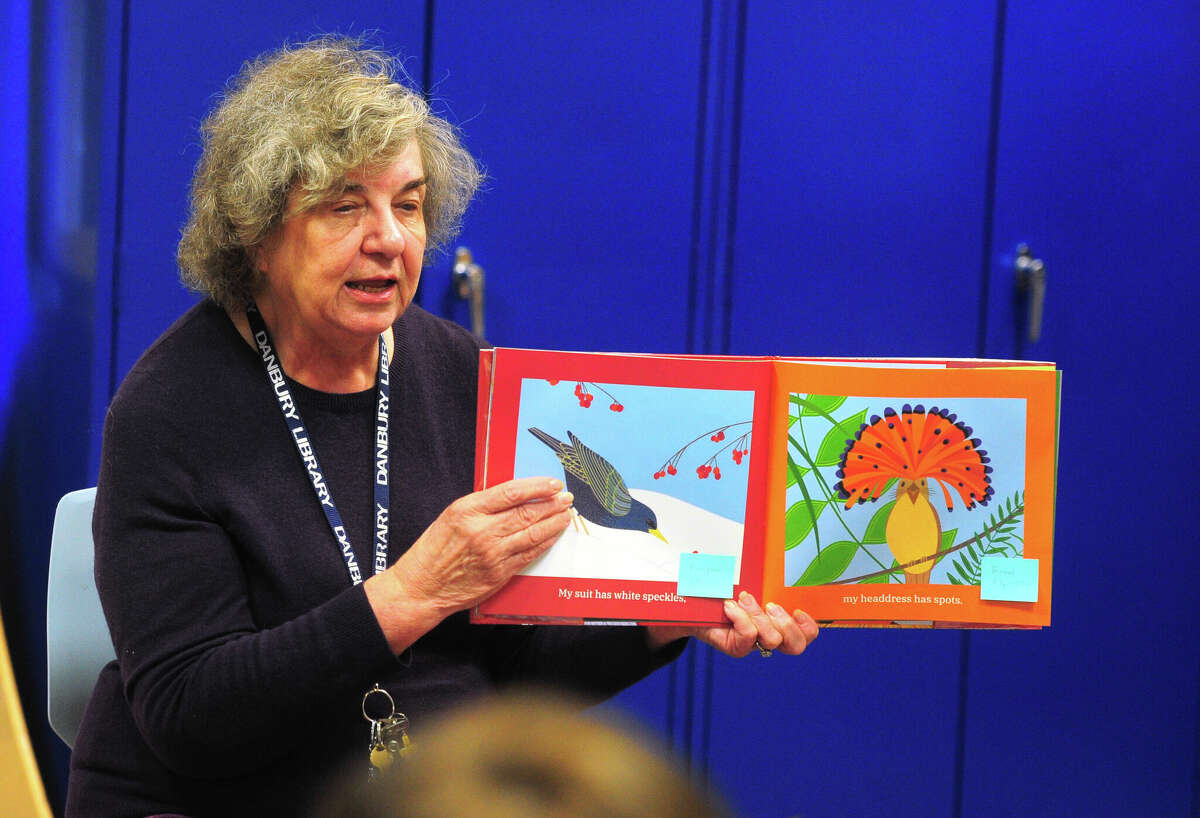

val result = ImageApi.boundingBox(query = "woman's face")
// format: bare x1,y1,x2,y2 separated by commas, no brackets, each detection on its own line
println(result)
255,141,427,348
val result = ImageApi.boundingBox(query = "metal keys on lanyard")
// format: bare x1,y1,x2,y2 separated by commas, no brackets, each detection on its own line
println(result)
362,683,412,778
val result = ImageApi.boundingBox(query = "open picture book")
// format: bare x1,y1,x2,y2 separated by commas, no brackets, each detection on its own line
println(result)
471,348,1059,629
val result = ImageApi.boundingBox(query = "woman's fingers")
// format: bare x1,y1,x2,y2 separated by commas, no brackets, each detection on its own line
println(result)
501,503,573,565
494,489,575,541
735,591,783,650
711,593,819,658
470,477,565,514
393,479,570,604
719,597,760,657
763,602,819,655
457,478,575,544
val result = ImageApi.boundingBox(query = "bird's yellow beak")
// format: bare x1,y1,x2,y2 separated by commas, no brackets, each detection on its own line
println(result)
648,528,668,544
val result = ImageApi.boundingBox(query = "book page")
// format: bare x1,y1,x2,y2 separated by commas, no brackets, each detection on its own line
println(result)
475,348,773,625
763,362,1058,627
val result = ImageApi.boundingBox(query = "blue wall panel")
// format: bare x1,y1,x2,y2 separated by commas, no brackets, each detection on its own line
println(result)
426,0,708,744
426,1,701,355
966,2,1200,814
706,3,997,815
729,1,996,360
3,1,104,808
110,1,427,383
0,1,33,430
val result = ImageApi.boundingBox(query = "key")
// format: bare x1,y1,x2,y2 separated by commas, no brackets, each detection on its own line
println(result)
363,683,397,777
368,718,393,771
379,713,413,759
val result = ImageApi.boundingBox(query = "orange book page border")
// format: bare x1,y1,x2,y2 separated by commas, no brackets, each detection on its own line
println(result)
762,363,1058,627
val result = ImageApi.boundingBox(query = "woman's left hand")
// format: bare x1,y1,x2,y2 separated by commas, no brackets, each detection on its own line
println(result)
646,592,818,657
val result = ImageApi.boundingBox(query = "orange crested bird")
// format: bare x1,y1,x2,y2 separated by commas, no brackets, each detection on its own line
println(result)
832,404,992,584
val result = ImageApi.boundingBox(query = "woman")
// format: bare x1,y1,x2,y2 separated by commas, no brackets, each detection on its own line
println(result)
67,38,817,815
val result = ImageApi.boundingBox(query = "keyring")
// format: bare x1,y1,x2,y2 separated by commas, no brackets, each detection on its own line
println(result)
754,640,773,658
362,683,396,722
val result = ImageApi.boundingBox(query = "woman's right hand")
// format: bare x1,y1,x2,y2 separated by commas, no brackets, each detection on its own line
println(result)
364,477,573,652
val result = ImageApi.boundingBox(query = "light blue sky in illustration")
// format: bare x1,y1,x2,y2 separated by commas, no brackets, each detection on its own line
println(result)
785,394,1028,585
514,379,757,523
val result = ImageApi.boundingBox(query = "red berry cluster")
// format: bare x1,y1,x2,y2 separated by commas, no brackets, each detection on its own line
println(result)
573,382,594,408
653,423,751,482
561,381,625,411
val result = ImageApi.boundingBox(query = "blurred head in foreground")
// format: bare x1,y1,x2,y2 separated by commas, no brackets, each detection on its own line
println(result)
313,691,731,818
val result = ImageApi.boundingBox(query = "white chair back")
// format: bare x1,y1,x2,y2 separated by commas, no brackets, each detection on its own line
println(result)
46,487,112,748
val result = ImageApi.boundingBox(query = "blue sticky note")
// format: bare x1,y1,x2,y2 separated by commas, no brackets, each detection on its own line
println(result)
677,553,737,598
980,556,1039,602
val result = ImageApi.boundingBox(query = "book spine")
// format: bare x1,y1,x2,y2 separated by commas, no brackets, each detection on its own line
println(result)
473,349,496,492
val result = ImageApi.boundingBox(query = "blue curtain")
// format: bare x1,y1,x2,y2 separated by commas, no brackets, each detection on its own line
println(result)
0,0,104,809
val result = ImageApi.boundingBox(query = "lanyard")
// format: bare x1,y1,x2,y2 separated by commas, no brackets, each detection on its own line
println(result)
246,303,391,585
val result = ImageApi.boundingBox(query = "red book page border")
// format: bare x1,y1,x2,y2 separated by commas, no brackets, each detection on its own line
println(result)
476,349,773,624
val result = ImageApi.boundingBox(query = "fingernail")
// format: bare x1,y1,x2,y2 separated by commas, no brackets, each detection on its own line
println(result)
559,491,574,505
737,591,754,608
723,600,738,617
766,602,787,621
548,479,564,491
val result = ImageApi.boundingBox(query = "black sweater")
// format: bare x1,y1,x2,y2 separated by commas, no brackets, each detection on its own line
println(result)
67,301,681,816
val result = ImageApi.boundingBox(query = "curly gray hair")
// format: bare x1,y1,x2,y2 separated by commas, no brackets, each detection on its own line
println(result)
178,37,482,310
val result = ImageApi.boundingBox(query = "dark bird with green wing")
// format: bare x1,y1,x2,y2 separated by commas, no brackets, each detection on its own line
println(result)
527,427,668,542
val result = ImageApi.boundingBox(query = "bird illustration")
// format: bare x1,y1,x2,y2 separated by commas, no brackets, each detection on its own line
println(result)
832,405,992,583
527,427,668,543
885,477,941,584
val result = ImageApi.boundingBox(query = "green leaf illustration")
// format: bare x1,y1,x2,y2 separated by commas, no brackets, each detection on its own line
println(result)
794,540,857,586
940,528,958,551
799,395,847,417
944,490,1026,586
932,528,957,567
814,409,868,467
784,499,828,550
784,455,810,489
